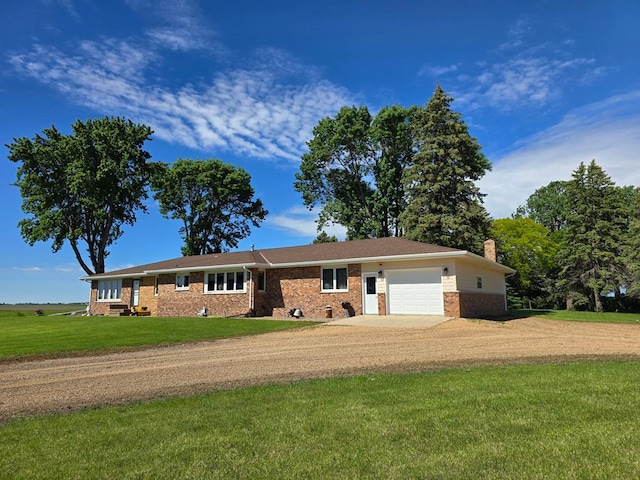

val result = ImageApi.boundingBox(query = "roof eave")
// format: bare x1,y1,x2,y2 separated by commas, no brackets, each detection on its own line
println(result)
269,250,468,268
143,262,267,275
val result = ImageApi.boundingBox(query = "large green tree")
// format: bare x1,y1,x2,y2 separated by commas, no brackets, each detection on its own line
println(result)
623,188,640,298
7,117,154,275
516,181,569,233
491,217,560,308
294,105,413,239
559,160,627,312
151,159,267,256
400,85,492,253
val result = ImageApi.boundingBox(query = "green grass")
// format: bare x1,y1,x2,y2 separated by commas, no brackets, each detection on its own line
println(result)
2,361,640,479
0,314,314,359
514,308,640,324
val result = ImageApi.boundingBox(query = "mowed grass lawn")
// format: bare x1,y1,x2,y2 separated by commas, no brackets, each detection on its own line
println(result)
2,361,640,479
2,309,640,478
0,310,314,359
514,308,640,324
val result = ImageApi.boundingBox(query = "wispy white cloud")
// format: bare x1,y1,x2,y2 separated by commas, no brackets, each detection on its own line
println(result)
126,0,220,52
12,266,44,272
8,40,352,163
418,64,459,77
456,52,600,111
479,90,640,219
435,20,611,112
267,206,347,239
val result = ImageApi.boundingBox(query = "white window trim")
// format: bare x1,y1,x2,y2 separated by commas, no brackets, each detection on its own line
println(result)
477,275,484,289
257,270,266,292
97,279,122,302
204,271,247,294
321,266,349,292
176,274,190,291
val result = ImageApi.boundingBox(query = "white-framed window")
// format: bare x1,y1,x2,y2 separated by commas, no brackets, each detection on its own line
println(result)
97,279,122,301
154,277,159,296
205,271,245,293
176,274,190,290
322,267,348,291
257,271,266,292
477,276,484,289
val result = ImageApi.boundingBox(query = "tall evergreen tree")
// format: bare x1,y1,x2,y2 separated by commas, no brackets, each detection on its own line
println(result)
400,85,491,253
558,160,627,312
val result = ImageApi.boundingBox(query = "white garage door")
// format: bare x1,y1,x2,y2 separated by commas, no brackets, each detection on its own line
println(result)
387,269,444,315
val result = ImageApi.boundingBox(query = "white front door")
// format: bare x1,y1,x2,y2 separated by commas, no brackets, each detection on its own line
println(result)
132,279,140,307
363,273,379,314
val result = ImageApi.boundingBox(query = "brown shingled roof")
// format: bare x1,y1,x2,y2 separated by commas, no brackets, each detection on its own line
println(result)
87,237,469,279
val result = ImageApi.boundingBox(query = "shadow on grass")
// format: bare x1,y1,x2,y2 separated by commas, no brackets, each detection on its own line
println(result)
476,309,553,323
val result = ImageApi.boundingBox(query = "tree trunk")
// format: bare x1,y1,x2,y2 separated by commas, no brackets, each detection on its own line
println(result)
566,294,574,311
594,289,604,313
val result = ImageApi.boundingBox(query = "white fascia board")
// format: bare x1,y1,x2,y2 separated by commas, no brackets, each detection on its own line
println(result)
462,252,516,274
81,272,146,281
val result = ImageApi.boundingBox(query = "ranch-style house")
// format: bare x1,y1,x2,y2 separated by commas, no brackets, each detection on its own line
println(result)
85,237,515,319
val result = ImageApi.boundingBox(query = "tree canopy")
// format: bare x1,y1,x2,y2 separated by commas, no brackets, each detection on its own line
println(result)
400,85,492,253
294,104,414,239
151,158,267,256
491,217,560,308
7,117,154,275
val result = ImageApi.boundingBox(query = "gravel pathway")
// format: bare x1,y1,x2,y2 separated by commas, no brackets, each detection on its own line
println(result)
2,318,640,422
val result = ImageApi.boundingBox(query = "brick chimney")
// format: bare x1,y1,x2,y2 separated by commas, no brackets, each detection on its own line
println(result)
484,239,497,262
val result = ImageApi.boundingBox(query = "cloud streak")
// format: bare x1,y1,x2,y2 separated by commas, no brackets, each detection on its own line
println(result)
479,90,640,218
8,31,351,164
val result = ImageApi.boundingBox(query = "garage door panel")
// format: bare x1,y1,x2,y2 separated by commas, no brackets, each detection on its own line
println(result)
387,269,443,315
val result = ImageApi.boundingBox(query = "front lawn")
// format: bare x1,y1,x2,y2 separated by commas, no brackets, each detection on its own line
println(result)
2,361,639,479
0,314,314,359
513,309,640,324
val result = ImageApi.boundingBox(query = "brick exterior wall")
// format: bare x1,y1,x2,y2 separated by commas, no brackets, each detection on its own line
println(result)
89,279,133,316
377,292,387,315
88,263,507,320
155,272,254,317
444,292,507,318
443,292,461,318
265,264,362,319
458,292,506,318
89,265,363,319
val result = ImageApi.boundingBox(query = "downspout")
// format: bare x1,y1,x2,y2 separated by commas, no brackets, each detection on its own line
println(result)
244,267,253,313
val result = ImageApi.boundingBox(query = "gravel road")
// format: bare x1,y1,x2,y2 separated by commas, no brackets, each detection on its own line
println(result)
2,317,640,422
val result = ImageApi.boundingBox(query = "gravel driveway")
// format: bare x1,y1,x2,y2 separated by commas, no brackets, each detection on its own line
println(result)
2,317,640,422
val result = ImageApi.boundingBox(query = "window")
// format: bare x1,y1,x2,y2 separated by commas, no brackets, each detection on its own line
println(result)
97,279,122,301
205,271,245,293
322,267,348,291
176,274,190,290
257,271,266,291
154,277,159,296
477,276,484,289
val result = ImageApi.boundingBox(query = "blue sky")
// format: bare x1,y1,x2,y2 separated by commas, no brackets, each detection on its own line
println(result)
1,0,639,303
